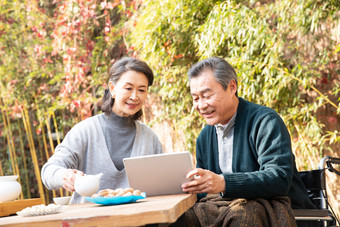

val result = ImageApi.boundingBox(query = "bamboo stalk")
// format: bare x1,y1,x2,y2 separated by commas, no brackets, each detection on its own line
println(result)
36,130,48,199
52,112,61,145
41,127,51,165
34,98,54,201
0,160,3,176
0,109,3,176
18,122,31,198
8,118,21,178
51,113,69,197
45,116,55,155
5,110,22,199
41,126,56,200
0,100,16,175
46,114,64,197
21,106,46,204
0,99,23,199
0,102,5,176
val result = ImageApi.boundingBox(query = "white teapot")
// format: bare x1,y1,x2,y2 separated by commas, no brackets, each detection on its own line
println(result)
0,175,22,202
74,173,103,197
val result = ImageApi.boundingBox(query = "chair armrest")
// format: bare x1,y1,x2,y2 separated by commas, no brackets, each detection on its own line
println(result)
293,209,334,221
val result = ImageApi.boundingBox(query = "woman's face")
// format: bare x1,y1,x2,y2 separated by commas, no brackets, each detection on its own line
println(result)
109,70,149,117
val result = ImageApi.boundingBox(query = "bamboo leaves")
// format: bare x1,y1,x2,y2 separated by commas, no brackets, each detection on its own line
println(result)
128,0,339,170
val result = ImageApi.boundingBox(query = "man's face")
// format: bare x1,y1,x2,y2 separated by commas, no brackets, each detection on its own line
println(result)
190,70,238,125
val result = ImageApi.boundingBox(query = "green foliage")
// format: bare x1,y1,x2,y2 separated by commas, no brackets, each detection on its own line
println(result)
0,0,133,200
128,0,219,150
128,0,340,168
0,0,339,201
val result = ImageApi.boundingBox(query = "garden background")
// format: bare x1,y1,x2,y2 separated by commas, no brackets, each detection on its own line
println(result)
0,0,339,218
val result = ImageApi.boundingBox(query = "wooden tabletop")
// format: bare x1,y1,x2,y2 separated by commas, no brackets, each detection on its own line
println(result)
0,193,197,227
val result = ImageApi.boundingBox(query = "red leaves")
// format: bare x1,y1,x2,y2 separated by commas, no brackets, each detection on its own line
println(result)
174,54,184,59
31,24,47,39
10,100,22,119
36,128,42,135
9,80,18,86
3,0,137,123
72,99,80,108
327,116,338,125
126,9,132,17
100,0,119,10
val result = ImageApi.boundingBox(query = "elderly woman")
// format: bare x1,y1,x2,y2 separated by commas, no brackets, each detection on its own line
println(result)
41,57,164,204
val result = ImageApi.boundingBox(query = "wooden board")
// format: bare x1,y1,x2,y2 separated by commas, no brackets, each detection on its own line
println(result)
0,198,44,217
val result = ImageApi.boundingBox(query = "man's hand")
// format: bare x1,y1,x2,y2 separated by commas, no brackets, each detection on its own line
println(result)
62,169,84,192
181,168,225,194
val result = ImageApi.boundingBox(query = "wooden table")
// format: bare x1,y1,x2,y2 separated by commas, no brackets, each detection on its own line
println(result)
0,198,44,217
0,194,197,227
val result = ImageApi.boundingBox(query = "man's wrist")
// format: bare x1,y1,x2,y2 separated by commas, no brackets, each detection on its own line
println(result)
219,174,226,197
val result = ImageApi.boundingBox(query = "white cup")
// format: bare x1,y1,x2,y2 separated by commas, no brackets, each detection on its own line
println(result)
74,173,103,197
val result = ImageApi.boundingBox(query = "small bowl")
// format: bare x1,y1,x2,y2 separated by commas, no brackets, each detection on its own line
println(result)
53,196,71,205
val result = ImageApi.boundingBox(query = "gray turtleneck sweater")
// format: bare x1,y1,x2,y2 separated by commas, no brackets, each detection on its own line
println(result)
98,112,135,171
41,112,163,204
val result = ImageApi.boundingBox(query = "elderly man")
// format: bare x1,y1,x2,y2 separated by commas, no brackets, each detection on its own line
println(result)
181,57,317,227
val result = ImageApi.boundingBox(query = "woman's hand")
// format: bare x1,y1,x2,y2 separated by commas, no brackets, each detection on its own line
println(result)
62,169,84,192
181,168,225,194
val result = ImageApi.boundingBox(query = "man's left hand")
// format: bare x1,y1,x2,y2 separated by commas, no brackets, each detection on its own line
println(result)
181,168,225,194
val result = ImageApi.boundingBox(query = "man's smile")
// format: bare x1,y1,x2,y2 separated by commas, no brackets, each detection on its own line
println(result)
201,110,215,117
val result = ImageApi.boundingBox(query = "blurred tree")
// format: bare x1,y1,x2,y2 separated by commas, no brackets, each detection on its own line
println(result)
0,0,134,200
0,0,339,210
128,0,340,169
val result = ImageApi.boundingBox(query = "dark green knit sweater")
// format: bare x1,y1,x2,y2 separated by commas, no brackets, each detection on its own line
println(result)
196,97,314,209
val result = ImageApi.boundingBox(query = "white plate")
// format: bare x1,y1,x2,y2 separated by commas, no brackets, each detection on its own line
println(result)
16,204,63,217
85,193,146,205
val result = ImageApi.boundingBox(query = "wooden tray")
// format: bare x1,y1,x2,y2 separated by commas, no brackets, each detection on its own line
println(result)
0,198,44,217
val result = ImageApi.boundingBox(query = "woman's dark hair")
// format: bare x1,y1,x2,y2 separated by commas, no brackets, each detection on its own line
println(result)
101,57,154,120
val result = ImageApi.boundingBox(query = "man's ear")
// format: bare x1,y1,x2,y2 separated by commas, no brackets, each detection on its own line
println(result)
109,81,115,98
229,80,237,95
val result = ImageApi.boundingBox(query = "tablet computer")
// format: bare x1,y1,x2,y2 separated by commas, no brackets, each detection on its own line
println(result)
123,151,194,196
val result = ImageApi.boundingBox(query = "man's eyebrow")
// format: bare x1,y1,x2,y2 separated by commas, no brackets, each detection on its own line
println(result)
191,88,212,96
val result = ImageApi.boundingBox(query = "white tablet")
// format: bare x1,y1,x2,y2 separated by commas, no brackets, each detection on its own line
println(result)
123,151,194,196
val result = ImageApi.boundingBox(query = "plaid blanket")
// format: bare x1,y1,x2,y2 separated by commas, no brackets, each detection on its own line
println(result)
184,194,296,227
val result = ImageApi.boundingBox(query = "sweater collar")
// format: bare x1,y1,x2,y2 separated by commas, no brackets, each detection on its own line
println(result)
215,112,236,135
106,111,135,128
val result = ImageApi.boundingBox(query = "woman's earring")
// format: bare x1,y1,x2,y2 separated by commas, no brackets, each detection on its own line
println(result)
109,82,115,98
